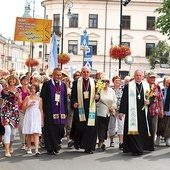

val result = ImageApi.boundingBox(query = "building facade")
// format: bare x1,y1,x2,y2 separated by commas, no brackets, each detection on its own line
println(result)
41,0,169,78
0,34,30,73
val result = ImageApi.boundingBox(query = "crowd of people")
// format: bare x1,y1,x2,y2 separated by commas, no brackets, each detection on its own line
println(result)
0,67,170,158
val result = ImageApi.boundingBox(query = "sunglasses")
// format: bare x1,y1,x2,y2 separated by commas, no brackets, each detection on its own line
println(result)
102,80,109,83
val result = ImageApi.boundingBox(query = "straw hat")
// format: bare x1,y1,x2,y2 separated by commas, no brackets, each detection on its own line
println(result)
6,74,20,86
33,75,43,82
61,69,69,77
101,74,109,81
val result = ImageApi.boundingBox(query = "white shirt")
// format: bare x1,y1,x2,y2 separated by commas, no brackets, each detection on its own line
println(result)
97,87,117,117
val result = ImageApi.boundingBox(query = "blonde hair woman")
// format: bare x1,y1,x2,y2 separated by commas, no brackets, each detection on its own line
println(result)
1,74,22,158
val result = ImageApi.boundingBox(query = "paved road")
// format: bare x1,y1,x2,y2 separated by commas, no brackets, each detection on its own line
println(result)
0,134,170,170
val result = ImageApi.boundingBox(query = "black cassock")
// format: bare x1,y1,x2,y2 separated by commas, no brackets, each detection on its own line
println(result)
40,80,67,152
70,79,97,151
164,86,170,111
119,83,154,154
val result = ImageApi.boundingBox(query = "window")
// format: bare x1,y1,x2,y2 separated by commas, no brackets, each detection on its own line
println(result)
122,16,130,29
38,51,42,58
147,16,155,30
68,40,78,55
53,14,61,35
53,14,60,26
122,42,130,47
89,14,98,28
69,14,78,27
88,41,97,55
146,43,155,57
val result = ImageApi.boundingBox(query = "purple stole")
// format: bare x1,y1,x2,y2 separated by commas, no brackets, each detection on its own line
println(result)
50,80,66,125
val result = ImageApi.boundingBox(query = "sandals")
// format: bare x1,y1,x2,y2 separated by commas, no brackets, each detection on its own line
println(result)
5,152,11,158
27,150,32,154
35,151,40,156
9,148,14,154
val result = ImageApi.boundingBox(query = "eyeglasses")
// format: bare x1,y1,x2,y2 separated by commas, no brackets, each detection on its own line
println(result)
82,71,90,73
102,80,109,83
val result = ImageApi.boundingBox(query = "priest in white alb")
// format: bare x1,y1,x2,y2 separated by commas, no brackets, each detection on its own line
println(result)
119,70,154,156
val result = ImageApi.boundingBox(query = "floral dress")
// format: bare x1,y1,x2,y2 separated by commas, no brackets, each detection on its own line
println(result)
0,88,21,128
112,86,124,115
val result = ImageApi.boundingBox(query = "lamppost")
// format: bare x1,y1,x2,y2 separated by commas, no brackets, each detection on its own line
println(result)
60,0,73,69
22,0,36,73
109,36,113,79
61,0,73,54
119,0,131,76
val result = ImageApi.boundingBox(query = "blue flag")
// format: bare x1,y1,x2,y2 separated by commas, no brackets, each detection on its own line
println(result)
48,32,58,72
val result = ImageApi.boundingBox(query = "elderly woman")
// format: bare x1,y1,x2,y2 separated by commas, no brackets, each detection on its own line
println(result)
96,74,117,151
1,74,22,157
157,77,170,146
108,76,124,149
62,76,74,147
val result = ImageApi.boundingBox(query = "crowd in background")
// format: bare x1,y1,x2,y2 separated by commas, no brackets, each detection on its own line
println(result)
0,67,170,158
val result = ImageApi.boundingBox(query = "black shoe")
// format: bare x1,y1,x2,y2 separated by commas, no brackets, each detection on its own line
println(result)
119,143,123,149
74,144,80,150
132,152,138,156
47,150,58,155
39,141,45,148
84,150,93,154
137,152,143,156
52,150,59,155
132,151,143,156
58,144,61,150
68,140,74,148
47,150,53,155
101,144,106,151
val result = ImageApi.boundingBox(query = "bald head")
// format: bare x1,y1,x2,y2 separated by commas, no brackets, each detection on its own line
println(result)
134,70,144,83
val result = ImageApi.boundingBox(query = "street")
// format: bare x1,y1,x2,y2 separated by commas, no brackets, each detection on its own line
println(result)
0,134,170,170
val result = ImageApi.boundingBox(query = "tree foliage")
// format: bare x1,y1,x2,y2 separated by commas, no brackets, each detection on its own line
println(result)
155,0,170,38
148,40,170,69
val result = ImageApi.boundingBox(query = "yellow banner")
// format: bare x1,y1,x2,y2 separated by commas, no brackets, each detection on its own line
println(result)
14,17,52,43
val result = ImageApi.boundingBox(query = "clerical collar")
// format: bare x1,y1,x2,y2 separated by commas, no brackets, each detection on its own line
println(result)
83,78,89,81
136,82,142,85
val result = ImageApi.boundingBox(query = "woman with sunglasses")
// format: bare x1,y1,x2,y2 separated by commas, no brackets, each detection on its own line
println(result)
96,74,117,151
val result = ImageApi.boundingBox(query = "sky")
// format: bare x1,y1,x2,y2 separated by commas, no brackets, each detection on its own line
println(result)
0,0,44,39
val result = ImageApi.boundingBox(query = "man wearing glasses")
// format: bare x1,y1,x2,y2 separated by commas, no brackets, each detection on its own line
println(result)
70,66,99,154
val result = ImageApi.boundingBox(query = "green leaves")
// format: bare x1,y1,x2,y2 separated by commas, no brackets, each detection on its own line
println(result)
148,40,170,69
155,0,170,37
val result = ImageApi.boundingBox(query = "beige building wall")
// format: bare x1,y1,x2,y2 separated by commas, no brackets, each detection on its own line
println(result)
43,0,170,78
1,0,168,77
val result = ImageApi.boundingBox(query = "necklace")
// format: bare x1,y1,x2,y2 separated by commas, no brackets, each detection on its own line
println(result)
136,84,142,100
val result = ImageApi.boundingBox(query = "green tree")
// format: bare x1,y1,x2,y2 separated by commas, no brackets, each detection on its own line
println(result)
148,40,170,69
155,0,170,37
